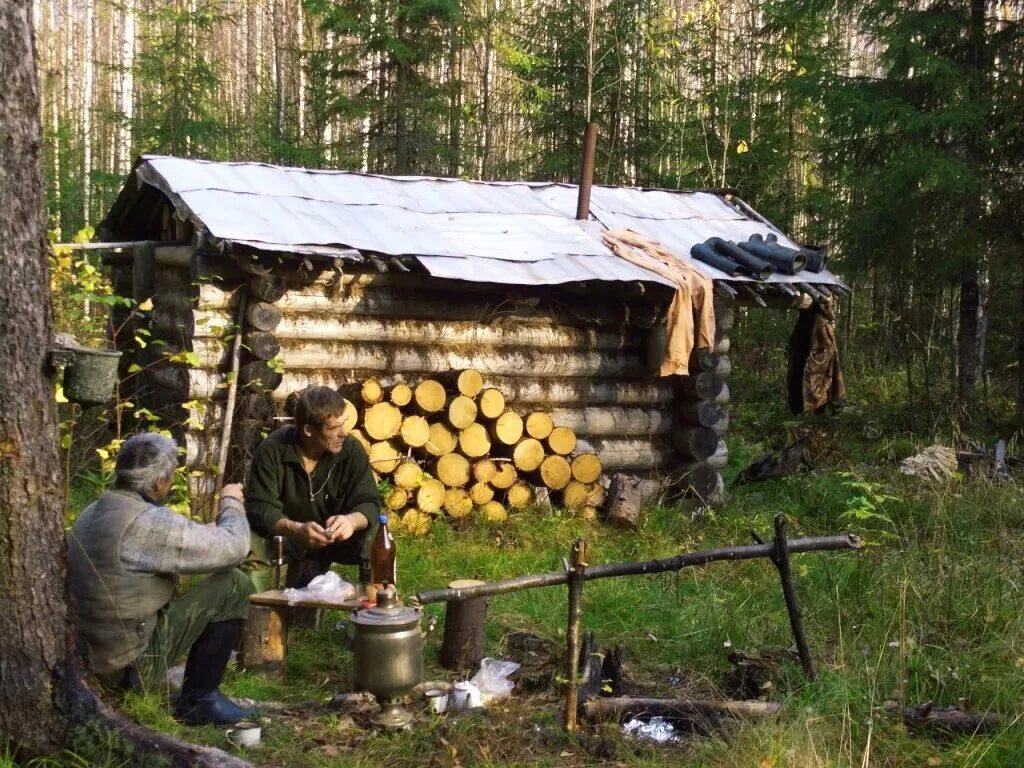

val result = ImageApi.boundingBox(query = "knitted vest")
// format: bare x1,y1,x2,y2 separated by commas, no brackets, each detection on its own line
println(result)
67,490,176,674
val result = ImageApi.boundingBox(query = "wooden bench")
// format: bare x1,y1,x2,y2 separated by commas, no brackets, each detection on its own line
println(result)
242,590,364,678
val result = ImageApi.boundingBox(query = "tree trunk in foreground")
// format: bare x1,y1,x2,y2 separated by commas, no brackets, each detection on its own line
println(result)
0,1,71,754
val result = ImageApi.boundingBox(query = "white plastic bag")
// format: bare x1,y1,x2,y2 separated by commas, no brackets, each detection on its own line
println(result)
470,657,520,705
282,571,356,606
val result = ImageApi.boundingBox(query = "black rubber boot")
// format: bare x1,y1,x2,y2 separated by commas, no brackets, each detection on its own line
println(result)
174,619,255,727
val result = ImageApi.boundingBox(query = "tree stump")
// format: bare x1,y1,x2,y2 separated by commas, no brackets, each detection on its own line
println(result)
241,604,286,678
440,579,489,672
603,472,663,530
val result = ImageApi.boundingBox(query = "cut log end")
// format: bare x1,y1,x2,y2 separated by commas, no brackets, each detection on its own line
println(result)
426,423,457,457
513,438,546,472
490,462,518,490
436,453,471,488
416,478,446,514
364,402,403,441
393,461,423,491
539,455,572,490
468,481,495,506
447,395,479,430
361,378,383,405
492,410,525,446
443,487,473,519
414,379,447,413
389,382,413,407
459,423,492,458
506,482,533,509
570,453,603,484
478,388,506,420
479,501,507,523
368,441,401,475
457,369,484,398
384,486,409,511
472,459,498,484
400,414,431,448
525,411,554,440
548,426,577,456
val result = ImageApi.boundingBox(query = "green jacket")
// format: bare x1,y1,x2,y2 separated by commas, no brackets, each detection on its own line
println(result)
246,426,381,562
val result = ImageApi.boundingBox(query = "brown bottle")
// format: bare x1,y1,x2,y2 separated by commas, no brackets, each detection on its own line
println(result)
370,513,397,587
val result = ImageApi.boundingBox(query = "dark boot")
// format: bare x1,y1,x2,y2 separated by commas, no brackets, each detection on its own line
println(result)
174,619,255,727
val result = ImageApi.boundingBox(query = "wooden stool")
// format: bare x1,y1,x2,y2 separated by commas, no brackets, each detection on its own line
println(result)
241,591,362,678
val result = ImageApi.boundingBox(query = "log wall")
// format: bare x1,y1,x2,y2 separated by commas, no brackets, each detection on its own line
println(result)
113,245,732,512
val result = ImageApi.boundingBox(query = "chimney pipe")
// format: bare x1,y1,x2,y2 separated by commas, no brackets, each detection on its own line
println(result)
575,122,598,220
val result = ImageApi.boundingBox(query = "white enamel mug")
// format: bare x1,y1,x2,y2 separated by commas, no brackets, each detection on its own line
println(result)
225,720,261,748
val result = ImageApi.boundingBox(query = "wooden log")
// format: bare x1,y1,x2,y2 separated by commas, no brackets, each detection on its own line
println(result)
584,697,782,723
678,373,725,401
368,441,401,474
713,382,730,404
712,411,730,436
715,305,735,335
491,463,518,489
678,464,724,504
360,379,384,405
506,482,534,509
706,439,728,469
575,438,679,472
364,402,403,441
677,401,728,430
340,398,359,432
384,486,409,511
244,330,281,361
241,604,285,678
491,411,524,446
439,580,489,672
564,481,605,510
414,379,447,413
246,301,283,331
468,482,495,506
238,360,282,391
691,349,732,377
525,411,554,440
458,423,491,458
714,336,730,355
580,505,599,521
547,407,671,437
472,459,497,484
478,388,505,420
447,395,478,430
436,453,471,488
401,508,432,536
455,369,484,397
570,453,602,484
539,455,573,490
443,488,473,519
399,414,431,448
425,422,457,457
393,461,423,491
479,501,507,522
389,382,413,407
548,426,577,456
249,274,287,303
513,438,545,471
672,427,719,461
416,479,446,514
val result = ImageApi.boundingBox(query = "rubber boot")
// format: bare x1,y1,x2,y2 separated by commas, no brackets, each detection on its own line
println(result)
174,619,256,726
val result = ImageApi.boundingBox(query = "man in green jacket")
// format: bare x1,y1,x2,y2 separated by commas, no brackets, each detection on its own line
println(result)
246,386,381,591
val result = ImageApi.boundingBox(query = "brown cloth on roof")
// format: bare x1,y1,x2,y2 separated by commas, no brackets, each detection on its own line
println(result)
603,229,715,377
787,296,846,414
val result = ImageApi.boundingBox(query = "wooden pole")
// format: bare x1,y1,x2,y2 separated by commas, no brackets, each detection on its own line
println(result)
413,533,862,605
766,515,816,680
564,538,588,732
213,293,247,517
584,697,783,722
575,123,598,220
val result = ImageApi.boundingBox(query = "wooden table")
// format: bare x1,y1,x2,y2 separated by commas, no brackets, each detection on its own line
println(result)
243,590,365,677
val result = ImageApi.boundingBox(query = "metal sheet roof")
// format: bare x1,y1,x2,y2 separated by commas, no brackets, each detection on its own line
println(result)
109,155,843,289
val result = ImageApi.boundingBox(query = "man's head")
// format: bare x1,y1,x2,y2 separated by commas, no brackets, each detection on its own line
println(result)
114,433,179,501
295,387,351,455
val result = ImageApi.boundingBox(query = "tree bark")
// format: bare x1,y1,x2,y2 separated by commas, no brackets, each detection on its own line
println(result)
0,2,71,753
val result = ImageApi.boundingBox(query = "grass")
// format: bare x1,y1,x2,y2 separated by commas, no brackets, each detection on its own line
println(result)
39,366,1024,767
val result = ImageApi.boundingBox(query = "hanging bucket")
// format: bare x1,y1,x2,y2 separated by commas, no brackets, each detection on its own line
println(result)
63,348,122,406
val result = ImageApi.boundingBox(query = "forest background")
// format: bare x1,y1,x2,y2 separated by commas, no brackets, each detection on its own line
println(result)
35,0,1024,433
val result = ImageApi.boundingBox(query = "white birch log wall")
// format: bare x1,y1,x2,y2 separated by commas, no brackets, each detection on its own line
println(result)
110,241,733,509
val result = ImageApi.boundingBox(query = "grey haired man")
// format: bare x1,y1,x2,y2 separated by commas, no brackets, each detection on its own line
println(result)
67,432,256,726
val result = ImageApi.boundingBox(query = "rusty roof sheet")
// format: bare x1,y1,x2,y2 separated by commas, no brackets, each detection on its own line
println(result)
106,155,843,288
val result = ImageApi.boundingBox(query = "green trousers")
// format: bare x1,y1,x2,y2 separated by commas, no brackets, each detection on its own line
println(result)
247,531,370,593
130,568,254,691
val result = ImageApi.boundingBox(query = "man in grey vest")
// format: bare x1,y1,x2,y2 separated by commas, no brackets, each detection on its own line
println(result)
68,433,256,726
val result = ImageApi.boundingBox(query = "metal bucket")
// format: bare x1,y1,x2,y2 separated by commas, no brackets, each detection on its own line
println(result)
63,348,122,405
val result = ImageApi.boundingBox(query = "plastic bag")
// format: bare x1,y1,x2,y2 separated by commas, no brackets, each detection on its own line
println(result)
470,657,520,705
282,571,356,606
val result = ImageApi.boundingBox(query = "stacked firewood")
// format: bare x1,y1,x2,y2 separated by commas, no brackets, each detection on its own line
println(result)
337,370,604,533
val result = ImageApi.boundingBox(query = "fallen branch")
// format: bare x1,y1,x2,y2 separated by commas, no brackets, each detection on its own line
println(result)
892,701,1002,735
584,697,783,723
414,533,862,605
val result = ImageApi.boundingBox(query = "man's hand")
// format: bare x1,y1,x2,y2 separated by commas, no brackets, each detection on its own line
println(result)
220,483,245,503
325,514,355,542
289,520,331,549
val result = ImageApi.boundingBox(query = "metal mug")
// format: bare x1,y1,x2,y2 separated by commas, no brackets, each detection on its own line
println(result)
424,688,448,714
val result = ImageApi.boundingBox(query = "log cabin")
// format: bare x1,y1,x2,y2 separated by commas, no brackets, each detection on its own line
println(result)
98,155,846,515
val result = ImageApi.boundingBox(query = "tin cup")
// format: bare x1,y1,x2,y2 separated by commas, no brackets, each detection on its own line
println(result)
424,688,448,714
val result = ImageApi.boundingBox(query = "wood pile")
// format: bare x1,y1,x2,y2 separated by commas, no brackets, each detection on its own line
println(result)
334,370,605,533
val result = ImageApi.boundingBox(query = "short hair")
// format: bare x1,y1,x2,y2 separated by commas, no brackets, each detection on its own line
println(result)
295,387,348,433
114,433,179,494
